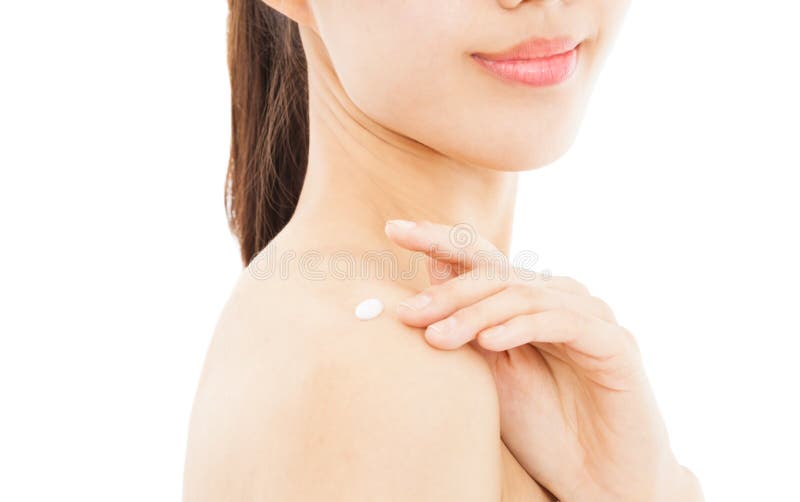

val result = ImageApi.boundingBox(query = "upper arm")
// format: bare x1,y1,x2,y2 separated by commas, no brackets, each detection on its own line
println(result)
275,322,504,501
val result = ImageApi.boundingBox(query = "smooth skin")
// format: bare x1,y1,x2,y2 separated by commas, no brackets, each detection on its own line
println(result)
184,238,553,501
386,219,704,501
184,0,703,500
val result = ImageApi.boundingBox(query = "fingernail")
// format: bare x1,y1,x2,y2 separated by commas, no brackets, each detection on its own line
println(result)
397,293,432,311
426,317,457,337
385,219,416,234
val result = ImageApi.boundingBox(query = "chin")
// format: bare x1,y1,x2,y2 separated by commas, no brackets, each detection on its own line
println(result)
434,105,586,173
466,129,581,173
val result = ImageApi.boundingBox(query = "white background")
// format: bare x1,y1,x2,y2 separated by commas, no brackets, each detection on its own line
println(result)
1,1,798,500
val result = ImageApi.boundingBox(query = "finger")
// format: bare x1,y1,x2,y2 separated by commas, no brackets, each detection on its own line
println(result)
398,274,615,328
426,256,457,286
541,275,591,296
396,269,508,327
419,284,618,350
398,265,568,327
475,309,638,362
517,275,615,323
538,276,618,323
422,284,537,350
389,219,594,301
385,219,506,271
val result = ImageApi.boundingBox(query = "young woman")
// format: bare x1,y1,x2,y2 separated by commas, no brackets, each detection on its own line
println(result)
183,1,704,500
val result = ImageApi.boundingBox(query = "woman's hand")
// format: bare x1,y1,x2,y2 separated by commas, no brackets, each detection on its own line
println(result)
385,219,703,502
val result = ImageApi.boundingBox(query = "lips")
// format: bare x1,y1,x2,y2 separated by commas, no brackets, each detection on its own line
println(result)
471,35,582,87
472,36,580,62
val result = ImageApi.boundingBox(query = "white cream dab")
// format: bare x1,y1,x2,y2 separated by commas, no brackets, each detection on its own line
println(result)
355,298,384,320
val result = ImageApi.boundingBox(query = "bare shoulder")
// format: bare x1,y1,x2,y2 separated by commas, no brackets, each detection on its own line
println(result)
183,256,504,501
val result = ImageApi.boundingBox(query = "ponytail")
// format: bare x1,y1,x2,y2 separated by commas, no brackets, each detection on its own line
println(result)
225,0,309,264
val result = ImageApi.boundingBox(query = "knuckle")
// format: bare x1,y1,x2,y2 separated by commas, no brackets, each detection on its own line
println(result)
556,275,591,295
509,283,540,302
564,277,591,296
590,295,617,322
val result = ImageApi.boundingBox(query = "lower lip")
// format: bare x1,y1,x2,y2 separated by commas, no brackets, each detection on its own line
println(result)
471,45,579,87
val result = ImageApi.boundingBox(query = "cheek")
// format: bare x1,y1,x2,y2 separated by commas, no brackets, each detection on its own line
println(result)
317,1,472,119
595,0,632,47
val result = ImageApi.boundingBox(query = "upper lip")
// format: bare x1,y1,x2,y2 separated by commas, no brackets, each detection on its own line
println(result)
472,35,580,62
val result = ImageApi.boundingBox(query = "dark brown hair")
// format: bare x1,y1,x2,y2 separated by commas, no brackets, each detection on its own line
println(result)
225,0,309,265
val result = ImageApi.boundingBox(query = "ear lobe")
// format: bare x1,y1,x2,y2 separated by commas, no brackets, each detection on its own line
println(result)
261,0,316,28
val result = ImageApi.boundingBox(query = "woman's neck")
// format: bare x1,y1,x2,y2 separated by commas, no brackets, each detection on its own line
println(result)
282,41,519,290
